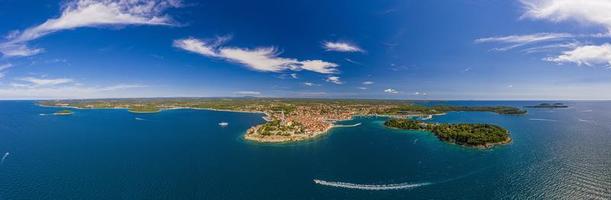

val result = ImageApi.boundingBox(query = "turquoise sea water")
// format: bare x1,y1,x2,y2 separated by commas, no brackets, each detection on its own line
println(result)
0,101,609,199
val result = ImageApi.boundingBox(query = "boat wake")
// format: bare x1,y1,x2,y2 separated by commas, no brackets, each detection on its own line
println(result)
135,117,146,121
577,118,594,124
313,179,431,190
529,118,557,122
1,152,9,164
333,123,362,128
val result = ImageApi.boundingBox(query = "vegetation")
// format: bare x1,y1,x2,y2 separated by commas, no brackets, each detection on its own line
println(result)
525,103,568,108
257,120,305,136
54,110,73,115
39,98,526,116
379,104,527,115
384,118,510,147
128,106,161,113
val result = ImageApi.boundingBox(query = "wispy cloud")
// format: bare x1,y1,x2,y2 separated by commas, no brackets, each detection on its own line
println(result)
0,0,181,57
344,58,364,66
545,43,611,67
0,79,146,99
326,76,343,84
234,91,261,96
521,42,581,54
303,82,319,86
174,37,339,74
362,81,374,85
323,41,364,53
17,77,73,87
475,33,572,51
357,87,367,90
384,88,399,94
0,63,13,79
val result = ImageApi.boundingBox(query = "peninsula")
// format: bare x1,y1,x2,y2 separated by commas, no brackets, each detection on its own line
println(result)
384,118,511,148
39,98,525,143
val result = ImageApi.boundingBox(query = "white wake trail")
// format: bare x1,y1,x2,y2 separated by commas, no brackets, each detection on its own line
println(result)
1,152,9,164
313,179,431,190
529,118,557,122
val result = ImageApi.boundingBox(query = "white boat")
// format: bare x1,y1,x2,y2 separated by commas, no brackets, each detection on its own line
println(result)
218,122,229,127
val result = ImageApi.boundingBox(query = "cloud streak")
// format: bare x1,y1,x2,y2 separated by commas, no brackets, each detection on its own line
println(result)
475,33,572,51
234,91,261,96
0,0,181,57
17,77,74,87
0,63,13,79
0,79,146,99
323,41,364,53
174,38,339,74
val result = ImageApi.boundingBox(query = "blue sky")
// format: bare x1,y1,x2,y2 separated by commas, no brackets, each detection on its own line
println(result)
1,0,611,100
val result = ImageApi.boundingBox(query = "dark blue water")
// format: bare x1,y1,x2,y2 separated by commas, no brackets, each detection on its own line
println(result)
0,101,609,199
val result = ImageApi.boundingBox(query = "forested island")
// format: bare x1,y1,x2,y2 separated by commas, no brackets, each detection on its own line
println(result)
384,118,511,148
525,103,568,108
53,110,74,116
39,98,525,143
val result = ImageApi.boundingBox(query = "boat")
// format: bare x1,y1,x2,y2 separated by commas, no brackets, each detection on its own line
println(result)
218,122,229,127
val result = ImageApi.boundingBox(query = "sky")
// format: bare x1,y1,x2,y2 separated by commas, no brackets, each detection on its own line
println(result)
1,0,611,100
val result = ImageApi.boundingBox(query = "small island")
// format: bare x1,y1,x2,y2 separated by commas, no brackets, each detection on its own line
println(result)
384,118,511,148
38,98,526,143
525,103,568,108
53,110,74,116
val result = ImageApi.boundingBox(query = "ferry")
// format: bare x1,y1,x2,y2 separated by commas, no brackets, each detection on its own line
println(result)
218,122,229,127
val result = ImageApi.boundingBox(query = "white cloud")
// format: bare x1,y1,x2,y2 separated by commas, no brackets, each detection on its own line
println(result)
521,0,611,32
357,87,367,90
413,91,427,96
234,91,261,95
299,60,338,74
545,43,611,66
17,77,74,87
362,81,374,85
475,33,572,51
326,76,343,84
323,41,364,53
0,0,181,57
174,37,339,74
384,88,399,94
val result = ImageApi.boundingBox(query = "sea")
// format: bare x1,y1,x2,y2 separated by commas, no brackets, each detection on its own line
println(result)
0,101,609,199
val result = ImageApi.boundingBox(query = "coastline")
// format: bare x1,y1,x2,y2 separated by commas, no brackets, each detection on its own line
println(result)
38,103,510,146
